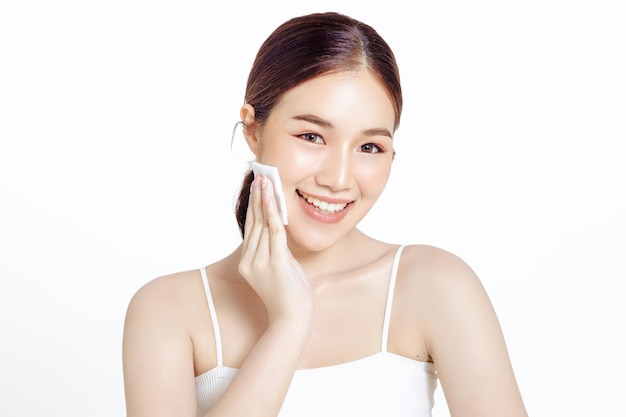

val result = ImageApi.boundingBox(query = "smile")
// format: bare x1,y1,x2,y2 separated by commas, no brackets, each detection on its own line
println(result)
296,190,351,214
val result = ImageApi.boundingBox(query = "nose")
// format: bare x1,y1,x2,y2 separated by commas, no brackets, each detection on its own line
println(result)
315,146,353,192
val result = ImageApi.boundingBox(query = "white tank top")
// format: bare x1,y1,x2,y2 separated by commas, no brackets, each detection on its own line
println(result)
196,245,438,417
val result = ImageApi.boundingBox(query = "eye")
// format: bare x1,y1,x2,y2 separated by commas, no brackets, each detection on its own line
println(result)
359,143,383,154
298,133,325,144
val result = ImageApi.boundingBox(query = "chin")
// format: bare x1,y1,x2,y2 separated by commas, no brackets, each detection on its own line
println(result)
285,228,341,254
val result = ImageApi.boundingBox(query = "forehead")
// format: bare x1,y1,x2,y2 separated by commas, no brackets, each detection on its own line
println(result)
270,71,396,131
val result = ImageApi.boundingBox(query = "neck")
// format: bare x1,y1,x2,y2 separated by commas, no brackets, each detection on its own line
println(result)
224,229,380,284
287,229,373,280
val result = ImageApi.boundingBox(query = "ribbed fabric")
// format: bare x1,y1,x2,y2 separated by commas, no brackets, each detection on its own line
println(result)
196,245,438,417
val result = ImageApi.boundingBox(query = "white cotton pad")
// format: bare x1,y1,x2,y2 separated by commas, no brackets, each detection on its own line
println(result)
250,162,289,224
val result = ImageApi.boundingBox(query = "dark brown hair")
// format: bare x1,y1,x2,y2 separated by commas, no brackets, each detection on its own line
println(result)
236,12,402,237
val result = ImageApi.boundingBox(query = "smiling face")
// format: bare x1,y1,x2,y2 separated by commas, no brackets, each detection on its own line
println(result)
242,70,396,253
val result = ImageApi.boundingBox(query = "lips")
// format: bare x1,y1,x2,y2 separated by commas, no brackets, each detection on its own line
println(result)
297,190,350,213
296,190,353,223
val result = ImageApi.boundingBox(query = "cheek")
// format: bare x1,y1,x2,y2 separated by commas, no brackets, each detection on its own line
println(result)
258,142,316,185
264,146,324,179
359,159,393,192
288,148,325,173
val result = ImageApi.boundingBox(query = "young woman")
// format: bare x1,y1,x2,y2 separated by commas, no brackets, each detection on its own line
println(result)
122,12,528,417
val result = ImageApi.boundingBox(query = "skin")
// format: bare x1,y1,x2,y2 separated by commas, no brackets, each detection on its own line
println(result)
122,70,528,417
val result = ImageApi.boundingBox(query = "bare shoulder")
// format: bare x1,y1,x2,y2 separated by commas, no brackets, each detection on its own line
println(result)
398,244,482,293
398,244,493,324
123,269,206,415
400,243,474,271
397,245,528,416
123,269,206,359
125,269,203,323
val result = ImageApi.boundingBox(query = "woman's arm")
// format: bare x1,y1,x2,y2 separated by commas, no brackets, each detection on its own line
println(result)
123,176,313,417
422,249,528,417
205,175,314,416
122,276,198,417
122,277,311,417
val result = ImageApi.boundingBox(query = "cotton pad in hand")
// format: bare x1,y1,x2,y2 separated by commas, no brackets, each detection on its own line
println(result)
250,162,288,224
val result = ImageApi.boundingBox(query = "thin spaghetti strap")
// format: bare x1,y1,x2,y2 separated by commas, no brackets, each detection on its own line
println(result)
381,245,406,353
200,267,223,367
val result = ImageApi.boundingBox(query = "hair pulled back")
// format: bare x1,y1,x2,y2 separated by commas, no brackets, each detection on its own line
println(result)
236,12,402,237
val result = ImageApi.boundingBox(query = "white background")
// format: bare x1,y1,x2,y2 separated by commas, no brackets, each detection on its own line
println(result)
1,1,624,416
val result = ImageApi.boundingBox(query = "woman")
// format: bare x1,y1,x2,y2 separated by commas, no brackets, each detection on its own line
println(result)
122,12,528,417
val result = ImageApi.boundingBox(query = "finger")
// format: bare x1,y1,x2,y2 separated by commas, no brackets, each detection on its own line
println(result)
252,175,272,260
245,175,273,262
242,177,256,243
261,177,288,259
241,175,263,262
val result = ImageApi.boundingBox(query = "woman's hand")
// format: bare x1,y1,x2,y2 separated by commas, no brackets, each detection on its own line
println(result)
238,175,313,325
203,175,314,417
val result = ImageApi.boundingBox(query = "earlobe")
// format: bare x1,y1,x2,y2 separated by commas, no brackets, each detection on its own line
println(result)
240,104,260,157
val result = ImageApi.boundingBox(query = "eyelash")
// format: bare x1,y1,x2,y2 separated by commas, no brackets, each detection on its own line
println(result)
299,132,325,144
297,133,385,154
359,143,384,154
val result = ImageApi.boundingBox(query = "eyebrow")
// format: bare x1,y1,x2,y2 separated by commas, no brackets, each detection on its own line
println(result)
291,114,393,138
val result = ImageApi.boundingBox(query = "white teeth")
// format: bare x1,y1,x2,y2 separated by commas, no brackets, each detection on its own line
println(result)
299,192,348,213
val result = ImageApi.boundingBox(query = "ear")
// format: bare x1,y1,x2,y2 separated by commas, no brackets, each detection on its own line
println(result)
240,104,261,157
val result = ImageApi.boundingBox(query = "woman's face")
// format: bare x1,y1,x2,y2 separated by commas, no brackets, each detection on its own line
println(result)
247,70,396,253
